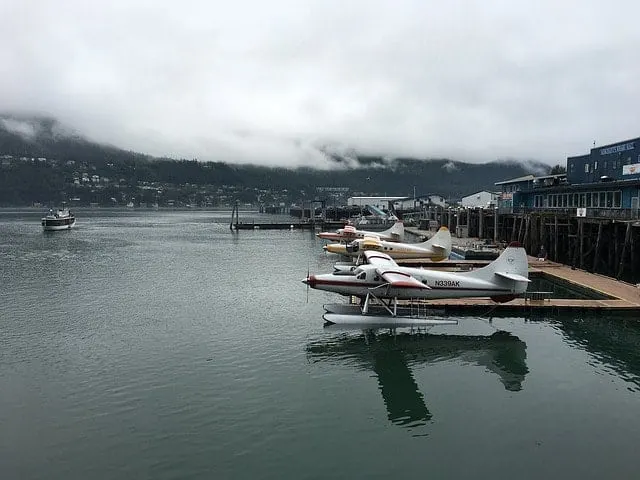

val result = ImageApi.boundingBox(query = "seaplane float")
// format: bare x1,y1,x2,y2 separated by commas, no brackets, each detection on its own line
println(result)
325,226,452,261
303,242,530,326
316,220,404,243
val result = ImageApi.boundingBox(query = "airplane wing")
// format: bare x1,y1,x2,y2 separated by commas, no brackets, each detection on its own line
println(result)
375,269,431,289
362,251,430,289
363,250,397,268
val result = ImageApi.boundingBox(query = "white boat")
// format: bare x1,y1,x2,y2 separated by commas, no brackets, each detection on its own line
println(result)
41,208,76,231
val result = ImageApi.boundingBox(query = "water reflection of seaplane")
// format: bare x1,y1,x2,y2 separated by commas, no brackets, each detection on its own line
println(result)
306,330,528,429
303,242,530,325
316,220,404,243
324,226,452,261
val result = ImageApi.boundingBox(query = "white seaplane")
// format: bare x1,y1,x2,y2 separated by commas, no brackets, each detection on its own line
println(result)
324,226,452,261
316,220,404,243
303,242,530,325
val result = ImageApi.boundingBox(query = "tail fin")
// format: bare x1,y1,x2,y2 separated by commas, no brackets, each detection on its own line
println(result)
461,242,530,297
420,227,452,260
383,221,404,242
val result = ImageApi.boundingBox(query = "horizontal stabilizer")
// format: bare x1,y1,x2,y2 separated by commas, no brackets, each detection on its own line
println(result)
495,271,531,282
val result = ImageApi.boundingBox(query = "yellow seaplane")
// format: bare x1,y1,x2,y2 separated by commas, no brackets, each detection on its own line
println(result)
324,226,452,261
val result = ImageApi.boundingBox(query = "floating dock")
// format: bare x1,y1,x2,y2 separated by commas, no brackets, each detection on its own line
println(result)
399,226,640,316
404,257,640,316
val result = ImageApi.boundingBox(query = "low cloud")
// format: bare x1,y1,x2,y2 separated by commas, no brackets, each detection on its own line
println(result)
2,0,640,168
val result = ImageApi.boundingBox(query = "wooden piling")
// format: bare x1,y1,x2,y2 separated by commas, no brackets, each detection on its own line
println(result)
554,216,559,262
617,222,632,279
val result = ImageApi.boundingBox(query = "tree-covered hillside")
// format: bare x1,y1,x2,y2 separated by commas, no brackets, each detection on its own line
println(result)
0,115,549,206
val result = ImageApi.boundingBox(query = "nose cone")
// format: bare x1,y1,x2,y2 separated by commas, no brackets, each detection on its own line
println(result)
302,275,317,287
325,244,347,255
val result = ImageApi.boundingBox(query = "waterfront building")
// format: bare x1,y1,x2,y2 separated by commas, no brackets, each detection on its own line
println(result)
495,136,640,219
347,196,406,209
460,190,500,209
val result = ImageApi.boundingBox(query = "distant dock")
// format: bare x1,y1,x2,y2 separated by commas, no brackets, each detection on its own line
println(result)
230,220,345,231
229,201,345,231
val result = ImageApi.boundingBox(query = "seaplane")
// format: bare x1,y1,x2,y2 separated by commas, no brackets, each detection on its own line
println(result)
316,220,404,243
324,226,452,261
303,242,530,326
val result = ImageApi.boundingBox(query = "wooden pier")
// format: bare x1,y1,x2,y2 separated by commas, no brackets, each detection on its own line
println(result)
406,257,640,317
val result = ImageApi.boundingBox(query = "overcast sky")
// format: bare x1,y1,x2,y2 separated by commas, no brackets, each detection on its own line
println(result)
2,0,640,168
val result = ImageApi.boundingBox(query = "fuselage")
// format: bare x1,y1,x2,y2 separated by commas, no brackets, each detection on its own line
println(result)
317,222,403,243
304,265,527,300
317,230,397,242
325,241,447,260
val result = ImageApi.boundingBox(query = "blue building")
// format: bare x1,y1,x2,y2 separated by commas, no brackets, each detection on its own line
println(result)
567,137,640,184
496,136,640,218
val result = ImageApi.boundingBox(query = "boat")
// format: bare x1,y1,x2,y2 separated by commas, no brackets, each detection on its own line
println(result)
41,208,76,231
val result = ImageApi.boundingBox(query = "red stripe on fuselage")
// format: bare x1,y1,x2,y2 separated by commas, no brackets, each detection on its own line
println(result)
311,278,512,293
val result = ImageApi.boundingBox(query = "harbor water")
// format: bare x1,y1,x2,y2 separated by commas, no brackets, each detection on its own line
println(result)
1,209,640,479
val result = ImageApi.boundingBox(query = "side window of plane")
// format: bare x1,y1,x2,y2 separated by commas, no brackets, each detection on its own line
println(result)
357,272,366,280
374,275,380,281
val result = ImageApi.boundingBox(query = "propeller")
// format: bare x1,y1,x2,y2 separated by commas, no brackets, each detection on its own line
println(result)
306,263,310,303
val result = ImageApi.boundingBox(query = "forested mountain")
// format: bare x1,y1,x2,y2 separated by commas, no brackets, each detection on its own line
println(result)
0,114,550,206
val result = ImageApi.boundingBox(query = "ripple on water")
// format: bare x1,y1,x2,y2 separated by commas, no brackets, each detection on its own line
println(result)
3,212,640,479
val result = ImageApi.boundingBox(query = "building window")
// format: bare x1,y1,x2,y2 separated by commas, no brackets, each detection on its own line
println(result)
587,193,592,207
585,163,589,173
614,191,621,208
592,192,598,207
599,192,606,207
534,195,542,208
606,191,613,208
580,193,586,207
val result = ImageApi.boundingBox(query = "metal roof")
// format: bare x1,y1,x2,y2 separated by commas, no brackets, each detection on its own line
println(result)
494,174,535,186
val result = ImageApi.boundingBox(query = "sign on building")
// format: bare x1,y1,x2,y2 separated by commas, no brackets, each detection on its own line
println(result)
622,163,640,175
